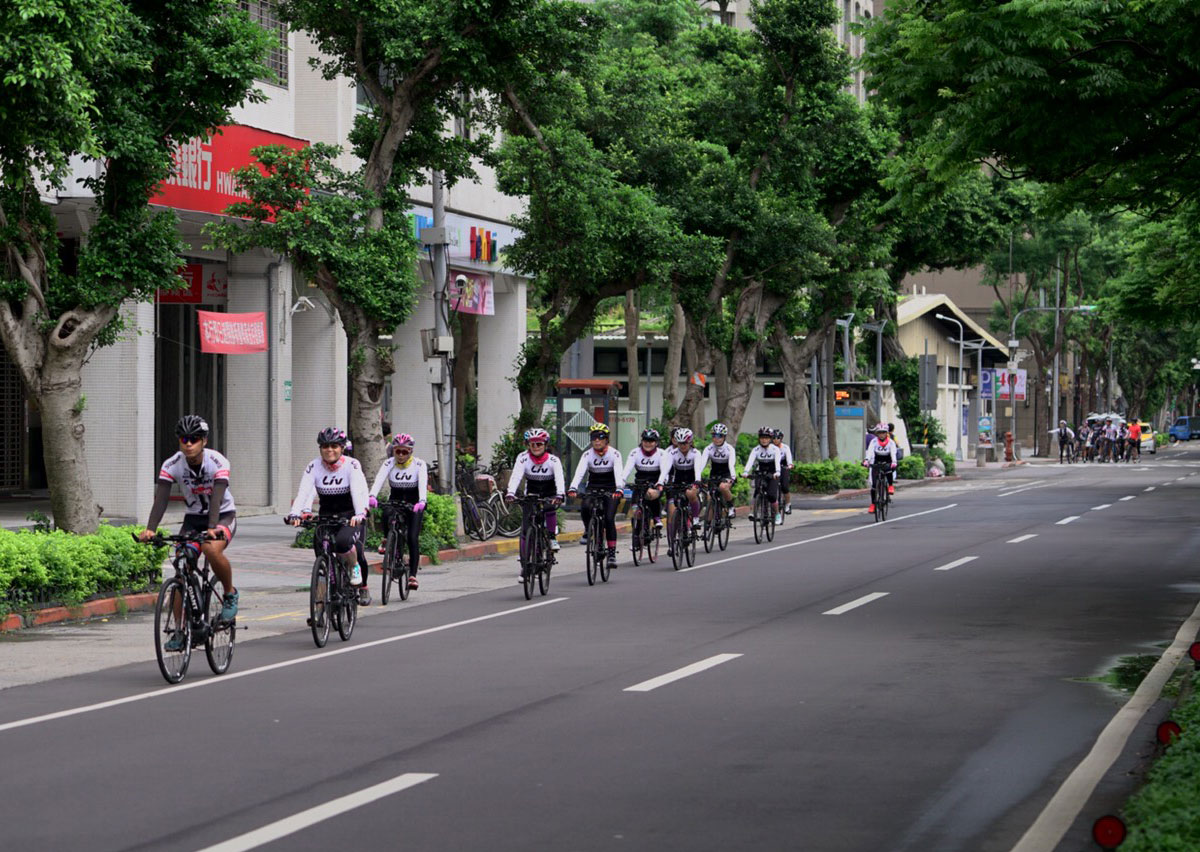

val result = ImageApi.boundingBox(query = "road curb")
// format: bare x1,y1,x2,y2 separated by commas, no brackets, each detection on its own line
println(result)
833,475,962,500
1,592,157,633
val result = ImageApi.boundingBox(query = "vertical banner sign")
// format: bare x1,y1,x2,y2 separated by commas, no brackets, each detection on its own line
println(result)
995,370,1028,401
197,311,268,354
448,270,495,316
978,415,994,448
979,368,994,401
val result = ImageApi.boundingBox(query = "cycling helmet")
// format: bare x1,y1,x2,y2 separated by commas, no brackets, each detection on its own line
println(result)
343,439,354,456
757,426,773,437
390,432,415,450
641,428,660,442
317,427,348,446
175,414,209,440
524,427,550,444
675,427,694,443
872,422,889,433
711,423,729,437
772,428,784,439
589,422,610,440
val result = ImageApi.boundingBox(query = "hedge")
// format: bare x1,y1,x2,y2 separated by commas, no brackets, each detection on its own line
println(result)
292,492,458,563
789,460,868,494
0,525,170,615
897,454,926,480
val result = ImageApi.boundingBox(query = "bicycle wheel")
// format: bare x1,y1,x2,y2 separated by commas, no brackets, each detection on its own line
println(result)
154,577,191,684
309,557,331,648
668,509,682,570
631,511,643,566
204,582,235,675
647,521,660,563
479,502,498,539
381,526,397,605
874,481,885,523
717,510,730,551
395,546,411,602
495,498,523,537
685,520,697,567
462,496,486,542
585,520,598,586
765,504,775,542
337,568,357,641
702,498,715,554
521,522,537,600
537,533,550,595
753,493,764,544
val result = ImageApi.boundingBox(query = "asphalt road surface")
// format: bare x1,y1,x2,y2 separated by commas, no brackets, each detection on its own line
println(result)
3,448,1200,851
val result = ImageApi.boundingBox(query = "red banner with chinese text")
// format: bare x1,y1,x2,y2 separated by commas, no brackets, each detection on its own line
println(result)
197,311,268,354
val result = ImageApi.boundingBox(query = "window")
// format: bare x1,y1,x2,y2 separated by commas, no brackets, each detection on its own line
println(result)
593,350,623,375
240,2,288,87
763,382,786,400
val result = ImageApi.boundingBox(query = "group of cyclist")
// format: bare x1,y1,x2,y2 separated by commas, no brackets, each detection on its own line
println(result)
1052,416,1144,464
502,421,797,578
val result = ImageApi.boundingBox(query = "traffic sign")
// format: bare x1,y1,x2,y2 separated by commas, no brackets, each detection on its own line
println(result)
563,410,594,450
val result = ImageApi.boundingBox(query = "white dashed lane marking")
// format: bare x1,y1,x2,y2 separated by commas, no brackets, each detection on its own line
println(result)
1092,504,1112,511
934,556,978,572
1008,534,1038,544
823,593,890,615
1056,517,1080,525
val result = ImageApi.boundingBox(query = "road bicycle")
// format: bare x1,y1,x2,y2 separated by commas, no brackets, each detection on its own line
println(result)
627,483,661,566
750,472,777,544
297,516,359,648
379,501,413,605
870,462,892,523
700,478,733,553
139,529,234,685
476,465,522,537
578,489,613,586
664,484,697,570
516,494,556,600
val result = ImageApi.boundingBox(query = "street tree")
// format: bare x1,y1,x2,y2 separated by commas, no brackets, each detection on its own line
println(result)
0,0,270,532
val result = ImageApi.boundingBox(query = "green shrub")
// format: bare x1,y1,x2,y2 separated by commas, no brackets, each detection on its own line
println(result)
0,524,168,615
1156,432,1169,447
931,448,956,476
490,428,524,471
791,461,840,493
835,460,868,489
735,432,758,467
730,476,750,506
898,454,925,479
908,414,947,450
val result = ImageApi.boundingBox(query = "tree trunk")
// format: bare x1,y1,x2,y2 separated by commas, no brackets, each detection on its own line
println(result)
624,290,640,412
681,323,706,435
715,345,730,418
344,312,392,481
722,281,785,436
662,302,685,416
453,312,478,448
39,350,102,533
773,324,828,463
825,333,838,459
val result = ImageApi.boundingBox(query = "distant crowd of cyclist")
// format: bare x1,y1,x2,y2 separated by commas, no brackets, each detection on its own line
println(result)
1051,416,1148,464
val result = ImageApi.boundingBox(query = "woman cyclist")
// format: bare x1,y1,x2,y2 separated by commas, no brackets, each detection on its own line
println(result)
623,428,666,531
568,422,625,570
771,428,794,515
369,433,428,591
743,426,782,525
659,427,703,532
862,423,898,515
698,423,737,518
285,427,372,606
505,428,566,581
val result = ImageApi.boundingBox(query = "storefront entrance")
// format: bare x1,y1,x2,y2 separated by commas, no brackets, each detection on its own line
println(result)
155,303,226,464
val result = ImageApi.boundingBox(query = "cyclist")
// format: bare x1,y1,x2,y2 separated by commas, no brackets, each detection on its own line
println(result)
772,428,794,515
568,422,625,570
659,427,703,531
744,426,781,525
862,422,898,515
1101,417,1117,462
698,423,737,518
505,428,566,579
341,439,374,583
369,432,428,591
622,428,666,531
285,427,372,606
139,415,238,647
1053,420,1075,463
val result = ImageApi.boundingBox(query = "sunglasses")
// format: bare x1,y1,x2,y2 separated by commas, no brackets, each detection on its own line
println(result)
394,448,412,455
179,436,204,445
319,443,342,450
528,441,546,447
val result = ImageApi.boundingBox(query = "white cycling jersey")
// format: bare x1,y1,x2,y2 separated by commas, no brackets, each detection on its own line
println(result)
158,449,236,516
743,444,781,477
774,442,794,468
623,447,665,483
569,447,625,492
699,442,737,479
659,446,702,486
370,456,428,504
863,437,898,466
506,450,566,498
290,455,369,518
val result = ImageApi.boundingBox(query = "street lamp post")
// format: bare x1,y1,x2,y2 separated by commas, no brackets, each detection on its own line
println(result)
935,313,964,461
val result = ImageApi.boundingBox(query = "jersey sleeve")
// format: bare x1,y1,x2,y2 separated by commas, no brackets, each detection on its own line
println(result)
506,453,526,496
698,445,711,476
612,449,626,489
369,458,392,499
349,459,369,517
210,450,231,481
692,452,702,483
658,450,674,485
552,456,566,496
158,452,181,483
863,439,876,465
742,450,755,477
621,451,638,482
568,451,590,492
289,461,318,516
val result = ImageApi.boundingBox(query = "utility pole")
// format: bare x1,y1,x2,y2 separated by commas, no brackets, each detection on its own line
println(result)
431,170,453,493
1052,260,1061,429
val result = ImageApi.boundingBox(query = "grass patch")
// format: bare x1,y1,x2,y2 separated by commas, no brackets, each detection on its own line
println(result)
1075,654,1189,700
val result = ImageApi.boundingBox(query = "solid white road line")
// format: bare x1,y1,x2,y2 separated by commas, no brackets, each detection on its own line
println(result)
1091,504,1111,511
1120,496,1135,502
198,773,438,852
1055,517,1080,525
1011,598,1200,852
823,592,890,615
1177,476,1188,481
0,598,568,734
1007,534,1038,543
933,556,978,572
624,654,743,693
677,503,958,574
1145,486,1156,492
997,482,1054,497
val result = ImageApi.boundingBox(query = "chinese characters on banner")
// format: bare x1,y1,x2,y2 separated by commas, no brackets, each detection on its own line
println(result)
448,270,494,316
197,311,267,354
158,263,228,304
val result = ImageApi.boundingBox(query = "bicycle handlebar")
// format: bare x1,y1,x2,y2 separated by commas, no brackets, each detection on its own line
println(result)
133,529,225,546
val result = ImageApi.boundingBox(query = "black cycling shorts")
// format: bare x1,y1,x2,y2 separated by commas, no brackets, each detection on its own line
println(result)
179,512,237,543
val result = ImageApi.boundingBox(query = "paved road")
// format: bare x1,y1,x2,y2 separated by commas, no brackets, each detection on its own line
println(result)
2,449,1199,851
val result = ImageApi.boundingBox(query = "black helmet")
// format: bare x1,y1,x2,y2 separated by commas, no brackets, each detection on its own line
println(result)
175,415,209,440
641,428,659,442
772,428,784,439
317,427,348,446
757,426,773,437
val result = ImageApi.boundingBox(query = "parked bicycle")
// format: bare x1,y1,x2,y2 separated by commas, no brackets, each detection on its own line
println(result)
750,472,776,543
627,484,661,566
870,461,892,523
138,529,234,685
296,516,359,648
516,494,557,600
475,466,522,537
379,501,413,605
664,484,697,570
578,489,613,586
700,478,733,553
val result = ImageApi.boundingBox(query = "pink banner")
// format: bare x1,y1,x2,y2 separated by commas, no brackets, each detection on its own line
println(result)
197,311,267,354
449,269,494,316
